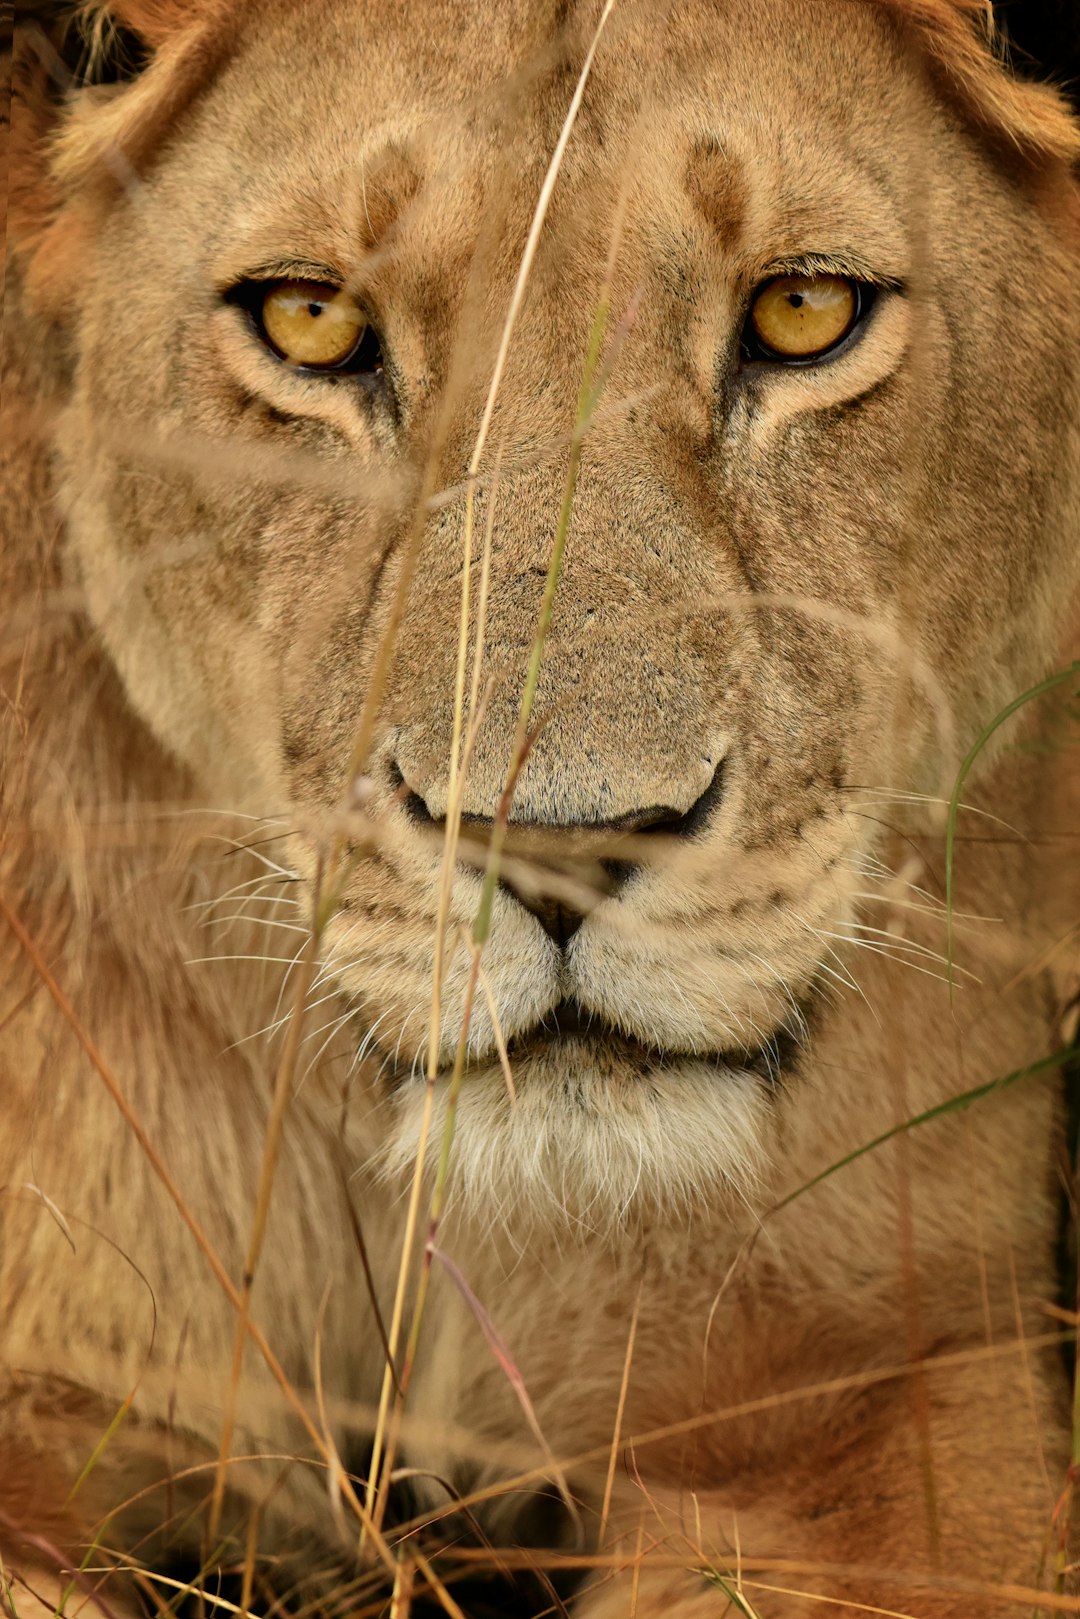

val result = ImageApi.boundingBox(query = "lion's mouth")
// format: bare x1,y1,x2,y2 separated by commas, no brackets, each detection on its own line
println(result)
504,998,800,1082
368,991,811,1092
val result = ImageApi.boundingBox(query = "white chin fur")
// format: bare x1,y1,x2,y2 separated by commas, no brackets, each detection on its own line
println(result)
378,1059,771,1235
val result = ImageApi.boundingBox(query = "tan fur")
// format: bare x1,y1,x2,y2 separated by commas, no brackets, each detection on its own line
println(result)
3,1,1080,1614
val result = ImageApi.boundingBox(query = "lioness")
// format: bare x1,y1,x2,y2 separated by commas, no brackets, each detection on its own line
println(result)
3,0,1080,1614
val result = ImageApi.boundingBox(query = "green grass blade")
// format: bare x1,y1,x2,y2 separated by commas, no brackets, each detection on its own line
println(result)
772,1044,1077,1218
65,1392,134,1504
699,1569,762,1617
945,662,1080,996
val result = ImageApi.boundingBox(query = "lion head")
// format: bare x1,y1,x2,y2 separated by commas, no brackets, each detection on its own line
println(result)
10,0,1080,1224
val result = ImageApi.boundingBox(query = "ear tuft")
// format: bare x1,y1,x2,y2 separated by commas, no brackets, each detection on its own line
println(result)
79,0,209,55
74,4,154,83
7,0,239,315
6,4,158,96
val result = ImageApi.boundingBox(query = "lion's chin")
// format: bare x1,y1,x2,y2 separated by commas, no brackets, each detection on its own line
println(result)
377,1036,773,1235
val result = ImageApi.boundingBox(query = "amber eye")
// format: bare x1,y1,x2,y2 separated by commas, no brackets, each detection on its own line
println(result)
256,279,379,371
745,274,862,362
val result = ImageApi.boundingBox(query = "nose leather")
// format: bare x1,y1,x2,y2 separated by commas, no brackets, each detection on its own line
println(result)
397,760,725,945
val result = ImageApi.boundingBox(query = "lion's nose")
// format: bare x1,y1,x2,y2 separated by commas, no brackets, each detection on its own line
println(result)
395,761,725,946
510,799,694,945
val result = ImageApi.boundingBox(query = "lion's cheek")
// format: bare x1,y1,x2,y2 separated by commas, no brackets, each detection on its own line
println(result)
55,472,284,805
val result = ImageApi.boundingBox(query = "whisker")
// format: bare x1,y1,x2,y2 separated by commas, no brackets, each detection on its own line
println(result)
180,876,300,915
813,929,979,987
352,1010,397,1076
295,1008,360,1093
205,834,300,879
848,889,996,924
184,952,302,966
789,910,878,1025
200,913,309,935
829,919,963,968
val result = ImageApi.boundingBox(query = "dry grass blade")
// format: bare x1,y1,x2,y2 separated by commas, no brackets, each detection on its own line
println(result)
0,1509,122,1619
430,1245,579,1530
389,1555,415,1619
599,1275,642,1549
206,856,327,1555
471,283,621,948
440,1545,1080,1614
313,1283,349,1542
0,887,468,1619
769,1044,1077,1220
388,1328,1075,1543
476,955,517,1103
370,940,485,1538
364,0,619,1541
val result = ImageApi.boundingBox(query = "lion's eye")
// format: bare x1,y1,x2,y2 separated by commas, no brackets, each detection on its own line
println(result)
744,274,863,362
255,279,382,372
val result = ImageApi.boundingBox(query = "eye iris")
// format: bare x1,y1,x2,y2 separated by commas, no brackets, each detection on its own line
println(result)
750,274,857,359
260,279,367,368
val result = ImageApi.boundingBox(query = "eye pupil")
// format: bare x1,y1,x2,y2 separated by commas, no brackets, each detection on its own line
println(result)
746,273,862,362
248,278,381,374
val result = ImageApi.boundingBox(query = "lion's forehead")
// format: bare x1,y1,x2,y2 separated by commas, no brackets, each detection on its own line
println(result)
181,0,921,271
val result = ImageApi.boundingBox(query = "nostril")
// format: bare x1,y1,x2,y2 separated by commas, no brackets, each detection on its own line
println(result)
599,856,635,895
385,753,726,932
605,757,726,842
601,757,725,895
402,789,435,825
672,754,726,839
628,804,689,835
387,762,437,824
603,802,684,836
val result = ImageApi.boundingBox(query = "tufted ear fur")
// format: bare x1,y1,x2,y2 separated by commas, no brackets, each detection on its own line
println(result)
996,1,1080,111
85,0,212,50
5,1,242,312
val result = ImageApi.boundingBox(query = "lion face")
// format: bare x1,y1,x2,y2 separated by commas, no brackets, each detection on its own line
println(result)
53,0,1080,1215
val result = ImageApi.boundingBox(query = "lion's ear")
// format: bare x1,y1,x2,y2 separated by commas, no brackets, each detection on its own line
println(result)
995,1,1080,111
7,1,234,314
92,0,203,51
79,0,232,62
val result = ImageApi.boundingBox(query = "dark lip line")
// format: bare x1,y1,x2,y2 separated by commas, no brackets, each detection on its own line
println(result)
499,998,806,1084
372,990,816,1092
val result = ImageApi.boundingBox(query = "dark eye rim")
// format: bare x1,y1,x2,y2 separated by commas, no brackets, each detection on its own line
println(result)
224,278,386,377
739,277,877,367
